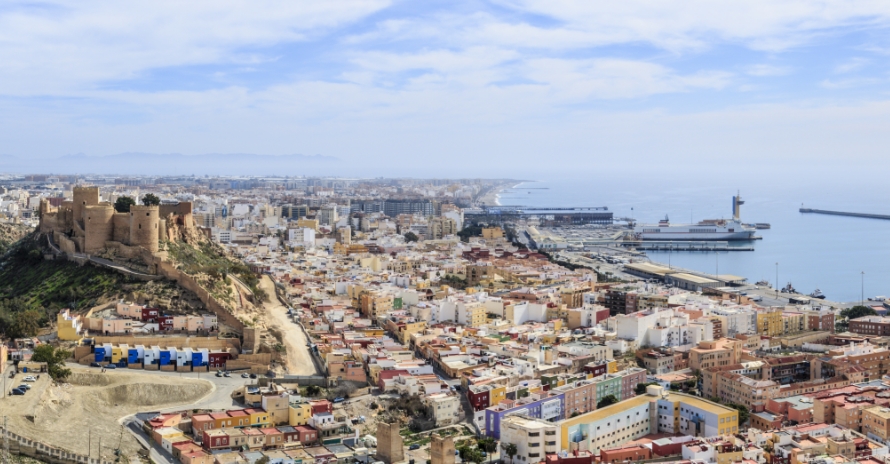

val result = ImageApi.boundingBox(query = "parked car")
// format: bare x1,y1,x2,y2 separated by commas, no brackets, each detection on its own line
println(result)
224,372,231,377
17,384,30,391
105,364,117,369
215,371,223,377
23,376,37,382
408,444,421,450
333,397,346,403
10,388,25,396
90,362,102,368
241,373,250,378
249,373,257,379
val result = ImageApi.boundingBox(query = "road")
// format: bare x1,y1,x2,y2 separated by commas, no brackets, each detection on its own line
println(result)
258,275,320,376
112,367,251,464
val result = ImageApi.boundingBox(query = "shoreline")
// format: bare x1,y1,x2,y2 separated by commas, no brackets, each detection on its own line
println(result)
479,180,534,206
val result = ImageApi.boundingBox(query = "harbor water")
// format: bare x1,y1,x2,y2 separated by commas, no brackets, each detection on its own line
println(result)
502,168,890,303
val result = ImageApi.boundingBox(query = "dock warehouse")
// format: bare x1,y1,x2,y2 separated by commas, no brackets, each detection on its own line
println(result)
665,273,721,292
624,262,676,281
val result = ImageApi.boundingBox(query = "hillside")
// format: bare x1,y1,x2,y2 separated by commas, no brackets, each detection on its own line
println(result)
0,232,207,338
0,222,32,255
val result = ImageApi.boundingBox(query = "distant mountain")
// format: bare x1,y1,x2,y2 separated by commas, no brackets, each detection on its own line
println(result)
0,152,340,176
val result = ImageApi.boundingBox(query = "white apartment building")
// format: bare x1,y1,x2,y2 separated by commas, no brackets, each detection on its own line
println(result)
616,308,696,347
500,416,560,464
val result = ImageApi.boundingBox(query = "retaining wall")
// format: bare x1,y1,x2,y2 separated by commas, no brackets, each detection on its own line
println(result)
0,426,115,464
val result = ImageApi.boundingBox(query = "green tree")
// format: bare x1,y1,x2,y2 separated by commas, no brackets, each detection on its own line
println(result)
255,456,270,464
141,193,161,206
841,305,877,320
726,403,750,425
837,305,877,332
461,448,484,464
7,310,41,338
114,196,136,213
635,382,660,395
404,231,419,242
597,395,619,408
478,437,498,464
501,443,518,464
31,344,72,381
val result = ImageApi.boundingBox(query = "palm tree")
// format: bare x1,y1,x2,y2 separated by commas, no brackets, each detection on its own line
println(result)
501,443,518,464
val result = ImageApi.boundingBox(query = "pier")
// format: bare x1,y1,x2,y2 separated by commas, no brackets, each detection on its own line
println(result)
620,240,754,251
800,208,890,221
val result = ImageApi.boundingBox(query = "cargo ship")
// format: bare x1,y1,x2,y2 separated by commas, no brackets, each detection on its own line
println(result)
633,194,757,241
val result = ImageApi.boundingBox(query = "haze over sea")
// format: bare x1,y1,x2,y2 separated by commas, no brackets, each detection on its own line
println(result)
500,166,890,303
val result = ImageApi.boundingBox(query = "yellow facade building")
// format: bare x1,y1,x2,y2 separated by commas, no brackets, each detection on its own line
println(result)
57,308,83,341
288,403,312,426
757,308,785,337
556,387,738,453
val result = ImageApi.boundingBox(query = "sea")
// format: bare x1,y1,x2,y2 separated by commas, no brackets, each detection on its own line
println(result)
498,168,890,303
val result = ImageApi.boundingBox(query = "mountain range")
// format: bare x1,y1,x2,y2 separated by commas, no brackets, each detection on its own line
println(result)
0,152,340,176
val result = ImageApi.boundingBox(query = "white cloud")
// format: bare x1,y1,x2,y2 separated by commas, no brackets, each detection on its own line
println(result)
820,77,880,88
746,64,792,76
490,0,890,52
522,58,732,100
835,57,870,74
0,0,391,95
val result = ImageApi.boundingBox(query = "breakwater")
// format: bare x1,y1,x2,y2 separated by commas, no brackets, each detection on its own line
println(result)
800,208,890,221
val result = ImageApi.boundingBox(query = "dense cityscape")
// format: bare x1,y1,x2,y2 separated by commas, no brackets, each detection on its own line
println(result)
5,2,890,464
0,174,888,464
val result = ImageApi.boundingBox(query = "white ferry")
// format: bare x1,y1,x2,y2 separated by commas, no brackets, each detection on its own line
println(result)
633,194,757,241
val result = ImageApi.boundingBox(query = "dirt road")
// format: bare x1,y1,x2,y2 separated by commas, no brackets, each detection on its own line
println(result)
258,275,320,376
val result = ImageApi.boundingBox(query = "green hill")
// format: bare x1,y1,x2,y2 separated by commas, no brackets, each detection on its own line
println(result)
0,232,203,339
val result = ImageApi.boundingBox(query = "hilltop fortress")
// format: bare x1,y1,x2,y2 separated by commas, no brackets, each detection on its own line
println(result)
39,186,196,259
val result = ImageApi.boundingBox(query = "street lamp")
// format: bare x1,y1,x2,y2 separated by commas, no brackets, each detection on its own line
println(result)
861,271,865,307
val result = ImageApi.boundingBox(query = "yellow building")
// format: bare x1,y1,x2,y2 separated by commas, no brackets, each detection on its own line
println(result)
359,290,394,320
557,387,737,453
607,360,618,374
429,217,457,240
490,386,507,407
57,308,83,341
110,346,123,363
466,305,487,328
757,308,784,336
296,218,319,231
247,409,270,427
288,403,312,426
482,227,504,239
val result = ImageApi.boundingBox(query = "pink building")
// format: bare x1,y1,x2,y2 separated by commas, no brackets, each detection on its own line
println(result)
116,302,143,319
620,368,648,400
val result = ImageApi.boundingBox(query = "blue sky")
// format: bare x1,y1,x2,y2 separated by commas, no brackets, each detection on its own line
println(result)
2,0,890,175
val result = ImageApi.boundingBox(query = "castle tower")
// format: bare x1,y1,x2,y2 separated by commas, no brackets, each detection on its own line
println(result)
72,186,100,225
83,203,115,253
430,434,456,464
377,422,404,464
129,205,160,253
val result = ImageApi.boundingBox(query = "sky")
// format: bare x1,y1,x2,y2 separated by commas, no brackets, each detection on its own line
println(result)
2,0,890,176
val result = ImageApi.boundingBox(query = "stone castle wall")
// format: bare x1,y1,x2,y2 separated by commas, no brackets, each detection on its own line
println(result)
71,186,99,226
83,203,115,253
112,212,130,242
129,205,160,253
